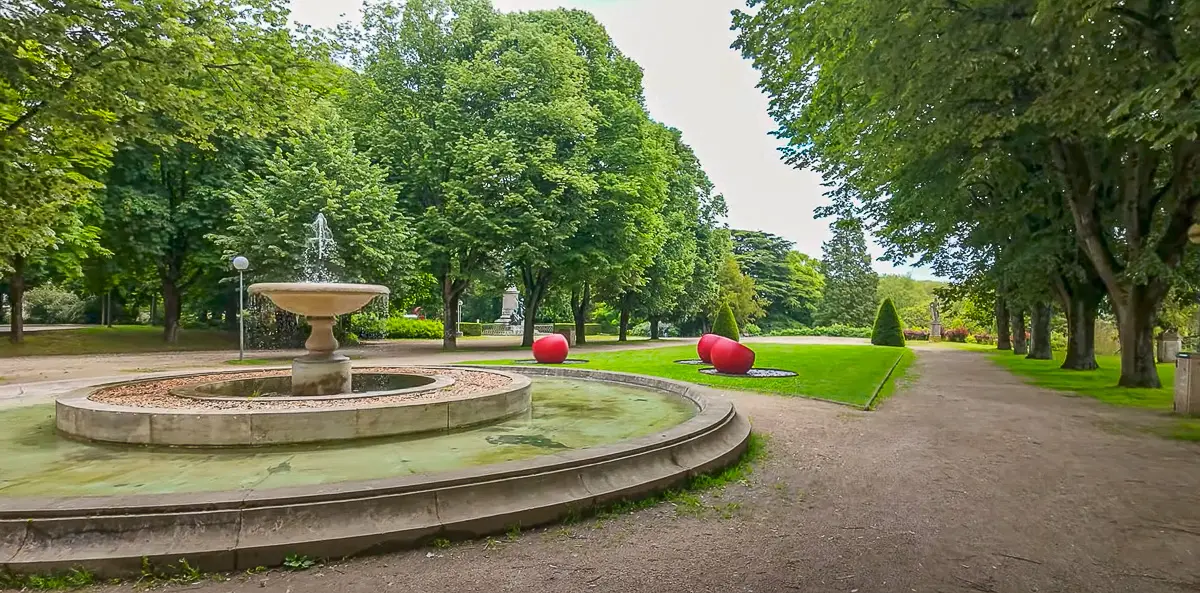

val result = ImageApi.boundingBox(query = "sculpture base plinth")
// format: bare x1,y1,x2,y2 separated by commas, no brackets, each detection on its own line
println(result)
292,356,352,396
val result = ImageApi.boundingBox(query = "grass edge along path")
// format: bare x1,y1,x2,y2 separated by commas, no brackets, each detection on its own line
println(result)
960,347,1200,441
464,343,913,409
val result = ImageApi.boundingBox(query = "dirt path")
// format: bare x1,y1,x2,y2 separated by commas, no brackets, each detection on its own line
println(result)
77,348,1200,592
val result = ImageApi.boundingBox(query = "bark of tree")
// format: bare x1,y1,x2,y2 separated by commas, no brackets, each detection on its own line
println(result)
1051,272,1103,371
7,255,25,344
570,282,591,346
1011,308,1028,355
650,316,661,340
1051,138,1200,387
996,297,1012,350
1026,303,1053,360
618,293,631,342
520,267,552,348
439,273,469,351
162,278,181,344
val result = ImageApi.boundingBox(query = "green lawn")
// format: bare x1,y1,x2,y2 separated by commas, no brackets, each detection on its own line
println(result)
0,325,237,357
464,343,914,408
985,352,1174,409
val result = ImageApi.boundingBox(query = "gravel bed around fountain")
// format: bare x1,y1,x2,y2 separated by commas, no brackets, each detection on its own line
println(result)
89,367,509,410
697,368,799,378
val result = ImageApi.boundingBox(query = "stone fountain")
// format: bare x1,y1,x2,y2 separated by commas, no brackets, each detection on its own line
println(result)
248,282,388,395
250,213,388,396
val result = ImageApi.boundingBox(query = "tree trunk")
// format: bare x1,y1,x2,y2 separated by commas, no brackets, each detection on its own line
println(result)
8,255,25,344
996,297,1012,350
1055,275,1102,371
105,291,113,327
439,274,469,351
1115,288,1162,388
162,279,181,344
570,282,590,346
618,293,631,342
1026,304,1053,360
151,295,159,327
650,317,661,340
520,267,551,348
1011,308,1027,355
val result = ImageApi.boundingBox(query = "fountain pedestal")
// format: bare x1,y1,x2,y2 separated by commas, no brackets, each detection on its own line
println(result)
293,316,352,396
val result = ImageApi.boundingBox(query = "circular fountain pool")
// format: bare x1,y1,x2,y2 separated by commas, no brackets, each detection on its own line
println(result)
5,378,694,497
1,367,749,577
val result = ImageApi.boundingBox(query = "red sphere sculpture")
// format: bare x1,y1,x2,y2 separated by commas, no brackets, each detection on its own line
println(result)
711,339,755,375
697,333,723,363
532,334,570,364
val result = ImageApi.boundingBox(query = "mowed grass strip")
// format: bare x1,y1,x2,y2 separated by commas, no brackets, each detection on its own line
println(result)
0,325,237,358
464,343,913,407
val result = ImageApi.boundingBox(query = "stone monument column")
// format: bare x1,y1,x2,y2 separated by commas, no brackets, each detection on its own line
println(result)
496,287,520,326
929,299,942,339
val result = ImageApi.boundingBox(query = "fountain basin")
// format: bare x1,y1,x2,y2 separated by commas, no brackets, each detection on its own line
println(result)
55,367,530,447
247,282,389,317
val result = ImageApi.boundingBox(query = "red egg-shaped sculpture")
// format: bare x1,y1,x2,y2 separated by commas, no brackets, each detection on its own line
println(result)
697,333,724,363
532,334,570,364
711,339,755,375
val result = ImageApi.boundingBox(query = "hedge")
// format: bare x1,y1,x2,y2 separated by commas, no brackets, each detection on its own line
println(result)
552,323,603,335
460,322,483,337
386,317,444,339
766,325,872,338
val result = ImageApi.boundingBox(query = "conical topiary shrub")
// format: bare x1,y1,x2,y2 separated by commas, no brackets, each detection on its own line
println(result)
871,298,905,347
712,303,740,341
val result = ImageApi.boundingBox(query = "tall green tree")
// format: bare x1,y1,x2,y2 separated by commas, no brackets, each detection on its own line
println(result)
731,230,824,328
350,0,508,350
210,112,415,288
815,218,878,326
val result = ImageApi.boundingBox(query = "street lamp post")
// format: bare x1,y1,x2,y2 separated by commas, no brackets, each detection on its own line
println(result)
232,256,250,361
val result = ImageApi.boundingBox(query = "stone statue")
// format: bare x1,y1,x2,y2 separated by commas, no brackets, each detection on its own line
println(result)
495,286,521,326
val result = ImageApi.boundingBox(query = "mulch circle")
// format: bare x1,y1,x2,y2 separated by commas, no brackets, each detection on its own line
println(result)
698,368,798,378
512,359,590,365
674,359,708,365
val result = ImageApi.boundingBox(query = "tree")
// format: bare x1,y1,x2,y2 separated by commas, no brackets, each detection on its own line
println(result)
210,112,415,289
734,0,1200,387
871,298,905,347
3,0,333,342
350,0,506,351
712,303,739,341
731,230,823,328
714,246,765,329
876,274,941,328
815,218,878,326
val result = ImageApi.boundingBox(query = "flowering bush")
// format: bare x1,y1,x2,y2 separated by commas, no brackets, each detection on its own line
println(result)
973,333,995,345
943,327,970,342
903,329,929,341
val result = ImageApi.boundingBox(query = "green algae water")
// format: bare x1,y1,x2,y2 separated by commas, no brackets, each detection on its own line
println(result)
0,378,695,498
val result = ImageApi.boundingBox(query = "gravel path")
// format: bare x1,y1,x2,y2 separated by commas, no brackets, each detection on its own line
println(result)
84,348,1200,593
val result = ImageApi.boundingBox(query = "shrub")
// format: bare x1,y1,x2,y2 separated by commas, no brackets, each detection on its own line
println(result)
23,285,85,324
349,313,388,340
630,321,675,338
943,327,970,342
766,325,872,338
973,333,995,345
871,298,905,347
743,323,762,337
711,303,740,341
386,317,444,339
553,323,602,336
460,322,483,337
903,329,929,341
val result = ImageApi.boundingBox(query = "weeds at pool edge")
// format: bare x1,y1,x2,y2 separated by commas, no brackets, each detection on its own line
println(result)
0,568,96,591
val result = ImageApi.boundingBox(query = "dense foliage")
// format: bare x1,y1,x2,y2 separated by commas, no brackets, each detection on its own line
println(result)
871,298,905,347
712,303,740,341
735,0,1200,387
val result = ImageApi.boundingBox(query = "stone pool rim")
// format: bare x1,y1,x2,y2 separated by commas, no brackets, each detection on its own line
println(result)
53,366,530,447
2,366,750,577
170,372,455,402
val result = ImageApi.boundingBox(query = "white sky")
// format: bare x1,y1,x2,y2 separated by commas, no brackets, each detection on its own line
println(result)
288,0,934,278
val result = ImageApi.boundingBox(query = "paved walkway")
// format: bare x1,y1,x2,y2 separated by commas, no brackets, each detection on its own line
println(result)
59,347,1197,592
